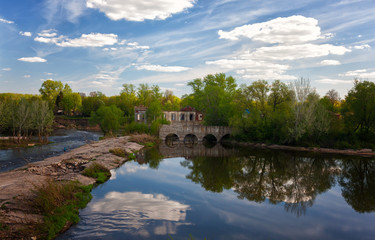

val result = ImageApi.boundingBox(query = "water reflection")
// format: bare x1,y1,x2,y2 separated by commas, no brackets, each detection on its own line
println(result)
339,159,375,213
60,144,375,240
169,144,375,216
65,191,191,238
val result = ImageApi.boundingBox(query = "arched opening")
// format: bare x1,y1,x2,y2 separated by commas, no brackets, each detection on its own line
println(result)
184,134,198,147
219,134,232,147
203,134,217,148
165,133,179,147
219,134,231,142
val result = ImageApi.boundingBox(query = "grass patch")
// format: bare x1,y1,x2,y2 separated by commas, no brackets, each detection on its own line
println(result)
0,223,9,231
82,163,111,184
31,180,93,239
0,202,9,210
130,134,159,146
109,148,127,158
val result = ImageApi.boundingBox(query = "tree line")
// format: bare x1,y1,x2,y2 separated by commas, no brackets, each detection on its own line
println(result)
1,73,375,148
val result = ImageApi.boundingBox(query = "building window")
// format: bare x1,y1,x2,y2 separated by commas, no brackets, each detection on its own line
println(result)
181,113,185,121
163,113,166,119
198,114,203,121
172,113,176,121
190,113,194,121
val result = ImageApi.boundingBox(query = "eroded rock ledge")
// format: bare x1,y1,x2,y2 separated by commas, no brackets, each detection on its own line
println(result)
0,136,144,239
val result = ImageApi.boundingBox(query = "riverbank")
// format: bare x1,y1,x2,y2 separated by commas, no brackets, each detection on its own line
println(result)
0,136,145,239
54,116,101,131
233,141,375,157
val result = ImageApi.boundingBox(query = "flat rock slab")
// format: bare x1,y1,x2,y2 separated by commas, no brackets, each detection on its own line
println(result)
0,136,144,239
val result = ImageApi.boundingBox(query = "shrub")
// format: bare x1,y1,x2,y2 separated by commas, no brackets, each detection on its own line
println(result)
109,148,127,158
82,163,111,183
31,180,92,239
130,134,159,146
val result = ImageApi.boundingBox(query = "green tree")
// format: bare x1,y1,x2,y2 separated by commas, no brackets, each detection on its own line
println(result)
185,73,237,126
61,92,82,115
90,105,125,135
342,80,375,140
39,80,64,110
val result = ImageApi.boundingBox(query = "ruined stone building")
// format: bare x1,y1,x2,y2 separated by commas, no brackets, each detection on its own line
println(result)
134,106,203,124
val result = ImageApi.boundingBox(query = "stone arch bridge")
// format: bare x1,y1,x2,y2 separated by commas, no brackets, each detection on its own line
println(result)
159,123,231,142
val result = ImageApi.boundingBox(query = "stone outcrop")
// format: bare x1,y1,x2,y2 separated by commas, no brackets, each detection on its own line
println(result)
0,136,144,239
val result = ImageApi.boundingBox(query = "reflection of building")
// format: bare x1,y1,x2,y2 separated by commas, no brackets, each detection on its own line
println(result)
134,106,204,124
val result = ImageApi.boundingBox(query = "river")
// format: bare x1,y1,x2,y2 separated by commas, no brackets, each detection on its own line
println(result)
58,142,375,240
0,129,102,172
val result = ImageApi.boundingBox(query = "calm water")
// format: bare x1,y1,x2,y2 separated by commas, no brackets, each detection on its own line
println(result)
59,143,375,240
0,129,102,172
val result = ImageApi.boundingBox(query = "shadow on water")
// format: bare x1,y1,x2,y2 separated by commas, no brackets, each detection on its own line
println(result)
0,129,102,172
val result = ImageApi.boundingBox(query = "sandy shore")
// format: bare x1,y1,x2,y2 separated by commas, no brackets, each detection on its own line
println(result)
0,136,144,239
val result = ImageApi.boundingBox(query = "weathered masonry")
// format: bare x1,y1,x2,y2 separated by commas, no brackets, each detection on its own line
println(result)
135,106,203,124
159,122,231,142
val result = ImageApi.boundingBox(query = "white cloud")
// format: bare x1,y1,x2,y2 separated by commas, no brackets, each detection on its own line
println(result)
35,32,118,47
19,31,32,37
0,18,14,24
2,68,11,71
38,29,57,37
242,44,350,61
136,64,191,72
18,57,47,63
218,15,324,44
206,58,296,80
333,0,363,6
353,44,371,50
86,0,195,22
44,0,86,23
126,42,150,50
341,69,375,79
316,79,353,85
24,75,31,78
320,60,341,66
175,83,185,87
90,191,190,221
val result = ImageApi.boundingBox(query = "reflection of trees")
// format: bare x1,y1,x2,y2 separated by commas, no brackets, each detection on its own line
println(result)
181,156,242,193
181,150,338,217
138,147,164,169
339,159,375,213
232,152,337,216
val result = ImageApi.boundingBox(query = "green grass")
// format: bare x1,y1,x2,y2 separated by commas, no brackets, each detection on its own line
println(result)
128,152,136,160
31,180,93,239
82,163,111,183
109,148,127,158
0,223,9,231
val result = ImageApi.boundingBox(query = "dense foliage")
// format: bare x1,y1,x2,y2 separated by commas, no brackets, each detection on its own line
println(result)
2,75,375,149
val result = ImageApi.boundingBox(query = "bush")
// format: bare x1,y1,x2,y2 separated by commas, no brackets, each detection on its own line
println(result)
82,163,111,183
130,134,159,146
31,180,93,239
109,148,127,158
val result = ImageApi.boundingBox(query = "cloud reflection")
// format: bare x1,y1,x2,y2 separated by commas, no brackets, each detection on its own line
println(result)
82,191,191,237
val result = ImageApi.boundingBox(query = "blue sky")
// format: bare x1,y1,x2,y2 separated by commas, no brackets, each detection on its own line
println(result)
1,0,375,98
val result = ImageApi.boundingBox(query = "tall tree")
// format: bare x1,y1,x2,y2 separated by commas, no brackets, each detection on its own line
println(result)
342,80,375,139
185,73,237,126
39,80,64,110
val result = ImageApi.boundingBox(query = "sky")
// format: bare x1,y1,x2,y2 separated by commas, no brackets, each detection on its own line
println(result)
1,0,375,98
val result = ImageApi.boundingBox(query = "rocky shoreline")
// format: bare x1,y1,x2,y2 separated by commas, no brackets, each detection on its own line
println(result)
0,136,144,239
234,141,374,157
